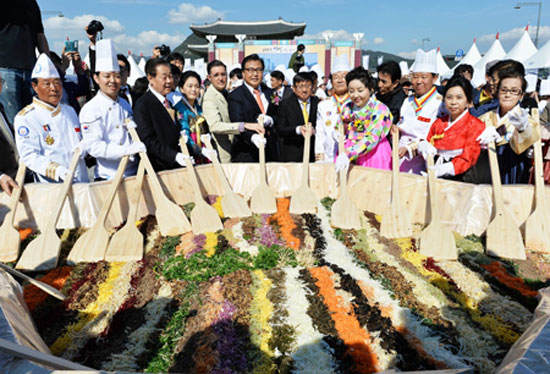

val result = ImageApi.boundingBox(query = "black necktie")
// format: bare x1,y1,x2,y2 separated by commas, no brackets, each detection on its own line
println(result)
119,88,130,103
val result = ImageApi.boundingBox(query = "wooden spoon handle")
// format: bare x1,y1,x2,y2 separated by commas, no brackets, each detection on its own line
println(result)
95,156,129,225
179,136,204,202
0,263,65,301
4,162,26,225
126,159,145,222
426,154,439,222
202,137,234,195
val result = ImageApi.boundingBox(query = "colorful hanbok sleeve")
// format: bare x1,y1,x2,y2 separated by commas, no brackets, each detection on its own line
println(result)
344,100,393,162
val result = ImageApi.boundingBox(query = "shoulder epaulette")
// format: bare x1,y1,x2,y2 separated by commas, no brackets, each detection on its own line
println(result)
17,104,34,117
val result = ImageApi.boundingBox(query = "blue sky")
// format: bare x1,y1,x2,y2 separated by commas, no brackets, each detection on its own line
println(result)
37,0,550,59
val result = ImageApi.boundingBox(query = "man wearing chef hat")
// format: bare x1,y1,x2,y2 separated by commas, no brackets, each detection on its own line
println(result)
396,49,445,174
79,39,145,180
14,53,89,183
314,54,351,163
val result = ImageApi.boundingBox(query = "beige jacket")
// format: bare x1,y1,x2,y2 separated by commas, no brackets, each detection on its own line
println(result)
201,85,241,163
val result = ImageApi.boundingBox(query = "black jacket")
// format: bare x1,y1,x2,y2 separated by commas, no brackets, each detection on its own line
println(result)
275,93,319,162
0,103,17,178
134,91,181,171
228,83,279,162
376,84,407,124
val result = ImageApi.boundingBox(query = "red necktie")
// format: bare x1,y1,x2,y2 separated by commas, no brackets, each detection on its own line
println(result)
254,89,265,114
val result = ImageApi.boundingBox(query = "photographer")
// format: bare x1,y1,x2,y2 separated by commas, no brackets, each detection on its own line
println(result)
84,19,104,93
152,44,171,60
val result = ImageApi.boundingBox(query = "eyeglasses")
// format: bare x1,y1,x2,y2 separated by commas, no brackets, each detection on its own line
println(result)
499,87,522,96
295,84,313,90
244,68,264,74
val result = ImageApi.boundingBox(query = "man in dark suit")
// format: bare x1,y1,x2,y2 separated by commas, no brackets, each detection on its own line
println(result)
134,58,189,171
275,72,319,162
270,70,292,103
228,54,279,162
0,95,19,195
117,54,136,108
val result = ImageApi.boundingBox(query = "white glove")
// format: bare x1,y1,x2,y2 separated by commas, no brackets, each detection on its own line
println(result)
258,114,274,128
508,108,529,132
335,153,350,173
200,134,212,144
73,139,89,158
476,126,502,146
125,141,146,155
251,134,266,149
54,165,70,182
201,147,217,162
124,119,137,129
332,130,342,142
435,162,455,177
175,152,194,167
417,140,437,160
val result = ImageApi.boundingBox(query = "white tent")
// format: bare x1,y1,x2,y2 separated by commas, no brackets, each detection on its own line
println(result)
436,48,451,76
455,38,482,68
127,53,145,86
524,40,550,69
505,27,537,63
471,34,507,87
138,56,146,73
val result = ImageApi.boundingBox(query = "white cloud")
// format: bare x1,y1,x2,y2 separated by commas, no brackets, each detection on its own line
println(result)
397,51,417,60
43,14,186,58
373,37,384,45
168,3,224,24
301,29,356,41
112,31,186,55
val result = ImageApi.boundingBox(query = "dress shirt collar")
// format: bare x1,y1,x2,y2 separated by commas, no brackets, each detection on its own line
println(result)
148,84,167,105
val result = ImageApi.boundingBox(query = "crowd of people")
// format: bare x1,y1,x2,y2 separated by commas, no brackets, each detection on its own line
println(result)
1,2,550,198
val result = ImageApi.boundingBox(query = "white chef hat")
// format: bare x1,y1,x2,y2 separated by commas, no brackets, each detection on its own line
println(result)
95,39,120,72
412,49,438,74
310,64,324,79
284,68,295,84
31,53,60,79
540,79,550,96
332,53,351,74
525,74,537,93
299,65,309,73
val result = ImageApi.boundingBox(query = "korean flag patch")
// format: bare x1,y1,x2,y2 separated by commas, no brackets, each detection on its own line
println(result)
17,126,30,137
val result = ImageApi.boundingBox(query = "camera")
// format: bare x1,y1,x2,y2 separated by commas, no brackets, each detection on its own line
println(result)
87,20,104,35
65,40,78,52
157,44,171,57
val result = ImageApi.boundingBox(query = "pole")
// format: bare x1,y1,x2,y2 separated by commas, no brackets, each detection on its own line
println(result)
535,2,542,47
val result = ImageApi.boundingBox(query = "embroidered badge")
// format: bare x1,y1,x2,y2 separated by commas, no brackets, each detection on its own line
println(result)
82,124,89,131
74,127,81,133
417,116,431,123
17,126,29,137
43,124,51,132
326,120,331,126
45,135,55,145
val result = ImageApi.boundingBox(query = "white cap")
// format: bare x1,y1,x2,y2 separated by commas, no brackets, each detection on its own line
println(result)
332,53,351,73
31,53,60,79
274,64,286,72
299,65,309,73
284,68,295,84
525,74,537,93
399,61,409,76
95,39,120,72
540,79,550,96
412,49,438,74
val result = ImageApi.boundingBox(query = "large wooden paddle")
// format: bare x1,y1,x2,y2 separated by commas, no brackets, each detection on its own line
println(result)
128,128,191,236
330,125,361,229
179,136,223,233
380,130,412,238
290,123,317,214
16,148,82,271
0,162,27,262
105,160,146,262
0,337,92,370
202,136,251,218
524,108,550,252
486,140,526,259
67,156,130,264
0,263,65,301
250,129,277,214
419,155,457,260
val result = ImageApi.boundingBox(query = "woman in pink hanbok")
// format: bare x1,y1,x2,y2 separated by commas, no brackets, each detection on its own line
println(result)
334,66,393,172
